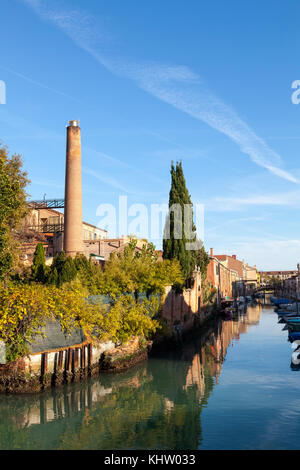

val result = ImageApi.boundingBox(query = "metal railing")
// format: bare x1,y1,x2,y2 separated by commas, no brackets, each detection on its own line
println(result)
27,223,64,233
27,199,65,209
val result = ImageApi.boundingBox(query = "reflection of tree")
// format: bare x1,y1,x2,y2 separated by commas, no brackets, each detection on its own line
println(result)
0,306,262,450
59,384,203,450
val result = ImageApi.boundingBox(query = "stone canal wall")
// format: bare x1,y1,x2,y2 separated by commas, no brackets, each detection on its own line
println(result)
0,336,149,394
162,271,202,330
161,271,216,332
0,274,218,394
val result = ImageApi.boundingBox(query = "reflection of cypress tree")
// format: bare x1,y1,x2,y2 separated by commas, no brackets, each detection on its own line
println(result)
0,314,246,450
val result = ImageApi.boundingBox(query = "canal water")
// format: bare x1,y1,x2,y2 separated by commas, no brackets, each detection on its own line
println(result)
1,302,300,450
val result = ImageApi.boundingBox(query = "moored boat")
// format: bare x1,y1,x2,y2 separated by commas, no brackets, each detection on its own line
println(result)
272,298,291,306
284,317,300,324
289,332,300,342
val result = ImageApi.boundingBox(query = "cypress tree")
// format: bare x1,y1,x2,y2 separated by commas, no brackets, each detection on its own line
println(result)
31,243,46,283
163,161,197,283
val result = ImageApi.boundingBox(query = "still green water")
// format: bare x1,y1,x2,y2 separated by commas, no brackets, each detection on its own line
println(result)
0,302,299,450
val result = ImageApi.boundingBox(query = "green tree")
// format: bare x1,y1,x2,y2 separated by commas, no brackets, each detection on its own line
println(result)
31,243,46,282
47,251,77,287
195,246,210,281
61,256,77,284
74,253,104,294
0,144,29,281
163,161,198,283
101,239,184,296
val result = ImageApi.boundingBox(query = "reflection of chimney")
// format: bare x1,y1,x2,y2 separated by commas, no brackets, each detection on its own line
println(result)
63,120,83,257
210,248,214,257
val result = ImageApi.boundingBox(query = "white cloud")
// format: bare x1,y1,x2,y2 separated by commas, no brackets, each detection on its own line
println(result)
82,167,133,194
206,216,265,234
207,237,300,271
212,190,300,210
22,0,298,184
0,65,80,102
30,179,64,189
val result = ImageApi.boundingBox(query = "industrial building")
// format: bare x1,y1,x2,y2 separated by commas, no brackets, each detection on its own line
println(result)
21,120,147,265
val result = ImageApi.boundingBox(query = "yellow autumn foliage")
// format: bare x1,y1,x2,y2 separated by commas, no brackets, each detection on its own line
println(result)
0,284,160,362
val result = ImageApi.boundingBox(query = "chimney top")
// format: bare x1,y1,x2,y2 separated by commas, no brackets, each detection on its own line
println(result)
210,248,214,257
232,254,237,260
68,120,80,127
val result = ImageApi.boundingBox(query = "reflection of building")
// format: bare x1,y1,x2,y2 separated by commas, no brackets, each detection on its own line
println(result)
184,304,262,399
185,353,205,396
1,305,263,450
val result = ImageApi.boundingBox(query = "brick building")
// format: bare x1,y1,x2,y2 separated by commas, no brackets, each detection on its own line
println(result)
260,270,298,283
207,249,241,301
206,249,258,301
21,207,108,264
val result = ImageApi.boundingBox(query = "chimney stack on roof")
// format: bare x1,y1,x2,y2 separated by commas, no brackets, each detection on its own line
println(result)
210,248,214,257
63,120,83,257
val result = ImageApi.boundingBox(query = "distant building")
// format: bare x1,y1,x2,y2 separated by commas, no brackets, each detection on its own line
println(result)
83,236,148,262
207,249,242,302
213,253,244,279
154,250,163,262
207,249,258,300
21,207,107,264
244,263,258,290
260,270,298,283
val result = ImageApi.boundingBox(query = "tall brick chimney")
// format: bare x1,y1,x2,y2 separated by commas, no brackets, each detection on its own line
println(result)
210,248,214,257
63,120,83,257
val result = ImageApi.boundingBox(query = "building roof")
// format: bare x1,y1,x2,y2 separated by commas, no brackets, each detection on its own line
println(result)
82,221,108,232
214,255,227,261
245,264,257,271
260,270,297,275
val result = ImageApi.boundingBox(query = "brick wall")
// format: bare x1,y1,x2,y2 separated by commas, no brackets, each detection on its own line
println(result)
162,271,202,329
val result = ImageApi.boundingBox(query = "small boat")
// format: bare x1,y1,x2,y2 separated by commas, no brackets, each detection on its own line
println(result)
272,298,291,306
224,308,233,319
288,324,300,333
283,314,300,320
289,332,300,342
285,318,300,324
276,311,298,316
279,311,300,317
278,303,300,312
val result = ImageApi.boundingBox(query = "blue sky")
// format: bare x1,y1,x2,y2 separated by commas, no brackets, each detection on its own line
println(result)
1,0,300,270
